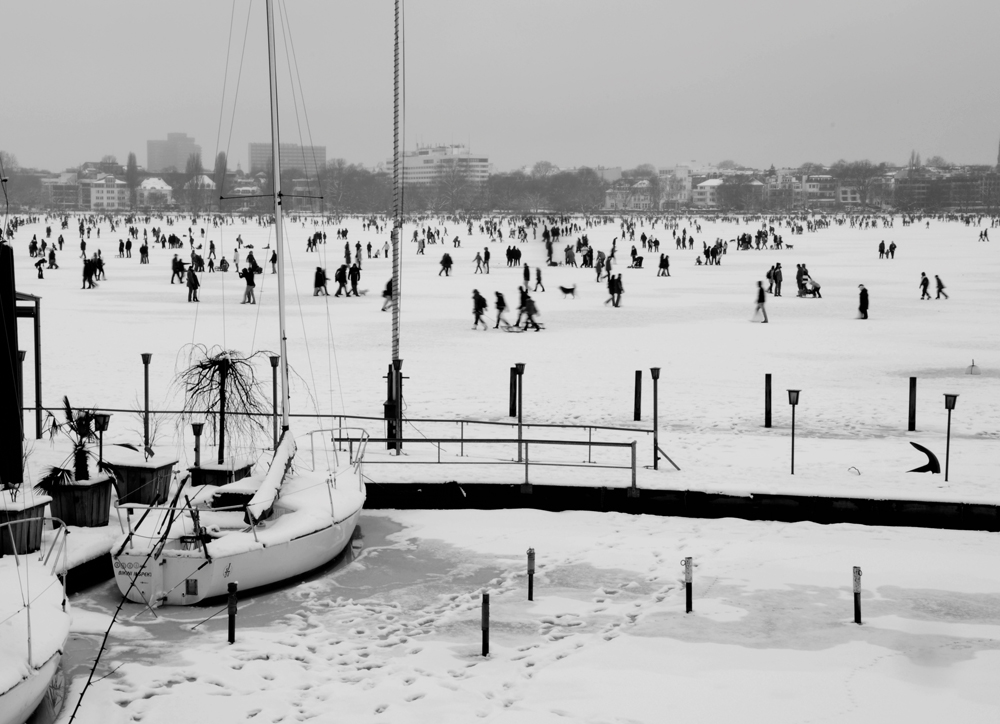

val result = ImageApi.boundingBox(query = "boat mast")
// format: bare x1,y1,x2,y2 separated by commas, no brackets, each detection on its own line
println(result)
265,0,290,433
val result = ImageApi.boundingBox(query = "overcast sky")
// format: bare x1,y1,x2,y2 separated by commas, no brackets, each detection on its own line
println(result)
3,0,999,173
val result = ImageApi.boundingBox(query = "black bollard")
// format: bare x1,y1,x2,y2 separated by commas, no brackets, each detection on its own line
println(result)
482,592,490,656
853,567,862,625
682,556,693,613
509,367,517,417
634,370,642,421
527,548,535,601
764,373,772,428
228,581,238,644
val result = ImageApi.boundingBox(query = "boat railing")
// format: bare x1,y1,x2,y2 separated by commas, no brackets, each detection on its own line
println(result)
114,499,264,554
302,427,370,485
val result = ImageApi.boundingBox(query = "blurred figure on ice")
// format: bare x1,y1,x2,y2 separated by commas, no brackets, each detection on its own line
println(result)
333,264,348,296
858,284,869,319
878,240,885,259
494,291,510,329
473,251,484,274
772,263,783,296
219,256,230,272
348,263,361,296
439,253,453,277
471,289,489,330
381,279,392,311
657,254,670,277
171,254,184,284
752,281,768,323
34,258,45,279
270,250,278,274
919,272,931,299
314,267,329,296
935,275,948,299
534,266,544,292
47,248,58,269
888,241,896,258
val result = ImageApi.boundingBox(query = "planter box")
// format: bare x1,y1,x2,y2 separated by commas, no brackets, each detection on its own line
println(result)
112,460,177,505
0,499,49,555
189,458,254,488
48,474,114,528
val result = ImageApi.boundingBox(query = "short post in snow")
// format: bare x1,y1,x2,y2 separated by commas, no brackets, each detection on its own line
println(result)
852,567,862,625
228,581,238,644
651,367,660,469
634,370,642,421
683,556,693,613
907,376,917,432
764,373,772,428
527,548,535,601
481,592,490,657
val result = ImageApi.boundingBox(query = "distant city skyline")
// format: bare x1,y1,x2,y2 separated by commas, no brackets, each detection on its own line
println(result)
4,1,999,174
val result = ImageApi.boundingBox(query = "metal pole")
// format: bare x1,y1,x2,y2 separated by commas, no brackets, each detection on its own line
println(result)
270,356,279,448
908,376,917,432
633,370,641,421
527,548,535,601
852,567,862,625
481,592,490,657
683,556,693,613
652,373,659,469
517,372,523,463
509,366,517,417
142,353,152,450
34,298,42,439
394,360,404,454
764,373,772,428
790,404,795,475
17,350,24,439
228,582,238,644
945,408,952,482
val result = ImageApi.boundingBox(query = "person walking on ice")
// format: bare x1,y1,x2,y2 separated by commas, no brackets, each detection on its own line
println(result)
471,289,489,330
858,284,869,319
919,272,931,299
494,291,510,329
752,281,768,323
935,275,948,299
534,266,545,292
473,251,484,274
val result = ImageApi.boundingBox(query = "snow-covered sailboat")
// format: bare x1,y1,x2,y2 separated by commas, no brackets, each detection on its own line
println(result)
110,0,366,607
0,517,71,724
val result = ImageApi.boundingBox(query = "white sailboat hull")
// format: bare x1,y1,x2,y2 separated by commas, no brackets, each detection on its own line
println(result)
0,650,62,724
113,505,361,606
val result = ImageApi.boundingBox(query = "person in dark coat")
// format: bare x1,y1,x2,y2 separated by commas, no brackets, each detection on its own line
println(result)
772,263,783,296
858,284,869,319
494,291,509,329
472,289,489,330
919,272,931,299
348,263,361,296
381,278,393,311
186,267,200,302
935,275,948,300
439,253,453,276
313,267,329,296
334,264,348,296
239,267,256,304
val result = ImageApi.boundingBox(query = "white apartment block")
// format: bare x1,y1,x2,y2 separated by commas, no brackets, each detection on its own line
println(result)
390,144,490,186
87,176,130,210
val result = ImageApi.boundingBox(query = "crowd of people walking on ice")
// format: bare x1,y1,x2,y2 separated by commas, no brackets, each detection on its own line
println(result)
2,210,992,329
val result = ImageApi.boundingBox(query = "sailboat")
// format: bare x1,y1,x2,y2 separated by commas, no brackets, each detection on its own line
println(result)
110,0,366,607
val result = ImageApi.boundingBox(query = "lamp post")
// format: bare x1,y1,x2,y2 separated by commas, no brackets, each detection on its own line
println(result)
393,359,404,454
269,355,280,448
93,412,111,465
192,421,205,468
944,393,958,482
650,367,661,470
141,353,152,451
515,363,526,463
787,389,800,475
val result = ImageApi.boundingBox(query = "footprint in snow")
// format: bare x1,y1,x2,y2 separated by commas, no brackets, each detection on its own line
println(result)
406,693,426,702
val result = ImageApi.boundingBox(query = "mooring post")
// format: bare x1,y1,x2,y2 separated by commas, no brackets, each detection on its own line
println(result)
683,556,693,613
228,581,238,644
764,373,772,428
527,548,535,601
628,440,638,497
481,592,490,657
853,567,862,625
908,376,917,432
141,353,152,450
634,370,642,421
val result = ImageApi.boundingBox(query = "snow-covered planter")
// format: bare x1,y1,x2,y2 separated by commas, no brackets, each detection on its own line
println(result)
46,473,114,528
0,496,50,555
105,448,177,505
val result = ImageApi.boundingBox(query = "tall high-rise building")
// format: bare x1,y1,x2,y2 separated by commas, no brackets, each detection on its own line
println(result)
248,143,326,177
147,133,201,172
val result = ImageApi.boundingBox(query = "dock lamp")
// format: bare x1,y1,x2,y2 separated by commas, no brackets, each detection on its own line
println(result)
944,394,958,482
191,421,205,468
93,412,111,465
515,363,526,463
787,390,800,475
141,353,152,450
